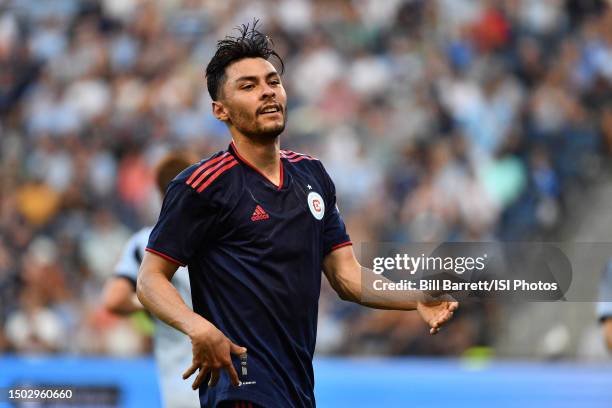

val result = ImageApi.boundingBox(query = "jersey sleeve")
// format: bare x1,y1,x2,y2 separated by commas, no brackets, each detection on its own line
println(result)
597,260,612,322
113,232,144,288
146,181,218,266
318,162,351,255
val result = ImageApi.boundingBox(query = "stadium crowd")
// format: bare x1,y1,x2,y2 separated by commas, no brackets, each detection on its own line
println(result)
1,0,611,357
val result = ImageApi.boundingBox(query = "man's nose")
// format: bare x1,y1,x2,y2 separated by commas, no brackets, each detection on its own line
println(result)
261,83,276,99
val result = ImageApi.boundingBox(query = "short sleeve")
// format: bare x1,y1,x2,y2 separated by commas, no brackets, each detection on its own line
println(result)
597,260,612,322
318,162,351,255
146,182,218,266
114,230,148,287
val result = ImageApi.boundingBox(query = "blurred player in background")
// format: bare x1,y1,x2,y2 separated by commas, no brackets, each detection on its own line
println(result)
597,259,612,351
137,22,457,408
102,153,199,408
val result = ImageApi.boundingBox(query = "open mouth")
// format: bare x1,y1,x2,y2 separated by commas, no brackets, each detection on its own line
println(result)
259,105,282,115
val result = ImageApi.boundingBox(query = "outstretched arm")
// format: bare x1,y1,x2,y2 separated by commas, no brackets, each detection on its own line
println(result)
137,252,245,388
322,245,458,334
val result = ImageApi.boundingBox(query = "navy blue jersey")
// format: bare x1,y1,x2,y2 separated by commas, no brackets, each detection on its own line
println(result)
146,142,351,408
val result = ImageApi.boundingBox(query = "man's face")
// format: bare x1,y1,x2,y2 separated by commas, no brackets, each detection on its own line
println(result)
214,57,287,139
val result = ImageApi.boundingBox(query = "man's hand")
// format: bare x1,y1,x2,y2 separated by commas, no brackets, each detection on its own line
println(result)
182,321,247,389
417,298,459,335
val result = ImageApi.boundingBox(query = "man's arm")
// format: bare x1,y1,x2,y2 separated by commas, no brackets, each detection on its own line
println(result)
603,318,612,351
597,261,612,351
102,277,143,315
322,246,458,334
137,252,246,388
136,252,198,333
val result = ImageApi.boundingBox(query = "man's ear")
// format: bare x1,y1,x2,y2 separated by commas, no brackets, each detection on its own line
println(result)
212,101,229,122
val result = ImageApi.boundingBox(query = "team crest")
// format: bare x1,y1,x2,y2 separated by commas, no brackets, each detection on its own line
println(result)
307,192,325,220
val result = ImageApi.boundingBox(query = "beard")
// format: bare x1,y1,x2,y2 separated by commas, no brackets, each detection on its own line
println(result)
228,104,287,141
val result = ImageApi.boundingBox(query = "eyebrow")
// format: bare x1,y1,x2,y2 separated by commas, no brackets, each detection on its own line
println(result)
235,72,280,83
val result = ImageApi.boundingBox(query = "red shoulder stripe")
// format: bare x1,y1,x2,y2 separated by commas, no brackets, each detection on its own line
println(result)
280,150,299,159
281,149,317,162
196,160,239,193
186,152,230,185
288,155,316,163
189,155,235,189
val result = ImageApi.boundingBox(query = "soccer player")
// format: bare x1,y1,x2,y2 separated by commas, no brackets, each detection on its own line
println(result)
597,259,612,351
137,22,458,408
102,153,200,408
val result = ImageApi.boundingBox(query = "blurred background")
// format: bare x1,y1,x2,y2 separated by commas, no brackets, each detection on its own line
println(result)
1,0,612,406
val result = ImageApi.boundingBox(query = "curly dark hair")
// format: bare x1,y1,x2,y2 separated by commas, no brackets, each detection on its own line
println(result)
205,20,284,101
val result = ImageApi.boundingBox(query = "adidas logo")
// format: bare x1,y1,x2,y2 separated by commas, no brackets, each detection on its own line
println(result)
250,205,270,222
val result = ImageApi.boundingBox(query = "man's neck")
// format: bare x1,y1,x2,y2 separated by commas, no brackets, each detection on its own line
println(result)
231,133,281,185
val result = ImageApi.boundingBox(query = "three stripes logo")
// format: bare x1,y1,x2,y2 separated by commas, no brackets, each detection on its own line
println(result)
185,152,238,193
250,205,269,222
280,150,317,163
187,149,317,194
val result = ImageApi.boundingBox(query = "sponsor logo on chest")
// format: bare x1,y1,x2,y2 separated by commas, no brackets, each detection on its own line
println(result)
250,205,270,222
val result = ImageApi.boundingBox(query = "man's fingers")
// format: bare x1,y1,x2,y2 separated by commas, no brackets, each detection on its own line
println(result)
191,365,210,390
439,310,453,324
182,362,199,380
430,309,454,331
208,369,220,387
448,301,459,312
438,311,453,326
229,341,247,355
225,361,241,386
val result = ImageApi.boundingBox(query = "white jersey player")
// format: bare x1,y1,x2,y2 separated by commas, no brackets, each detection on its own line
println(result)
597,259,612,351
102,153,199,408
